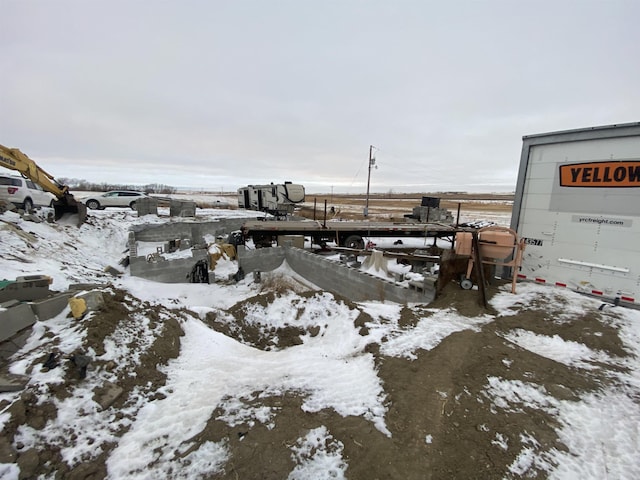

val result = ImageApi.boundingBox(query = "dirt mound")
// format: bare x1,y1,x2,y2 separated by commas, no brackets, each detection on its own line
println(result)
1,289,186,479
193,283,624,479
0,281,628,479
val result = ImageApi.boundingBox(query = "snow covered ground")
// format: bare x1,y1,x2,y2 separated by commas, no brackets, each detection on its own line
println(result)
0,206,639,479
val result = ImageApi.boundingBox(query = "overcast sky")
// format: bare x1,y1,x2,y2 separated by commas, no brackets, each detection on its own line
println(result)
2,0,639,193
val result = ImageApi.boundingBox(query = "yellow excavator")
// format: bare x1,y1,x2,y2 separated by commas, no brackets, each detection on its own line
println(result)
0,144,87,225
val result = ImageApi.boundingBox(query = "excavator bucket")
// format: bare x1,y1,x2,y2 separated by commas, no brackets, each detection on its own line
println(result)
53,193,87,226
1,144,88,226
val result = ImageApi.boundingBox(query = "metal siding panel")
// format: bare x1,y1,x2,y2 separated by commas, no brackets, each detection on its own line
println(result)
522,178,554,197
526,161,557,179
533,136,640,162
518,209,558,232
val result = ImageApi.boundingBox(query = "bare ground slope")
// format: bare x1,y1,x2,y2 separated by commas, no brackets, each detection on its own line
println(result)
1,279,626,479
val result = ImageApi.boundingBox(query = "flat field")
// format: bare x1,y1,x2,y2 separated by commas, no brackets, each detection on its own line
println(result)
73,189,514,226
298,192,514,226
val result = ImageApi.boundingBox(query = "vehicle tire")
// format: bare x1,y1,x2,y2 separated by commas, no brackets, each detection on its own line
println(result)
86,200,100,210
23,198,33,213
344,235,365,249
460,278,474,290
129,201,137,210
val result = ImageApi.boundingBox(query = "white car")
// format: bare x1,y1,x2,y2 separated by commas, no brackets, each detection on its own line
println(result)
0,174,56,212
83,190,149,210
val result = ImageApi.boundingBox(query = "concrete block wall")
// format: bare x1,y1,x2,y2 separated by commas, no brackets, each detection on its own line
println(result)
1,291,99,346
1,289,75,344
0,303,36,343
0,275,52,303
30,293,74,321
127,219,248,283
128,231,137,257
130,222,195,243
129,249,209,283
170,200,196,217
127,220,436,302
236,246,287,274
191,219,247,243
284,248,434,303
130,219,247,246
136,197,158,216
237,247,435,304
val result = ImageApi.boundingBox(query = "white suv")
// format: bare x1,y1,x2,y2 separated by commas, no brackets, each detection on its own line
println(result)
0,174,56,212
82,190,149,210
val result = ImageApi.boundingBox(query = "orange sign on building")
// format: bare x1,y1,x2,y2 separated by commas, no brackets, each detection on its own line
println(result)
559,161,640,187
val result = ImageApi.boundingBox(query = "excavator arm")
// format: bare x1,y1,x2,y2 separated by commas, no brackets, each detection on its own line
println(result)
0,145,69,197
0,144,86,225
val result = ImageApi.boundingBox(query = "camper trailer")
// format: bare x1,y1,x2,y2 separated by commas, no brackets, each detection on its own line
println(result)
238,182,305,216
510,122,640,306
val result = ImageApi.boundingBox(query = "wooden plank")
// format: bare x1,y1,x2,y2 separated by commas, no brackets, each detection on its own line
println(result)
472,231,488,308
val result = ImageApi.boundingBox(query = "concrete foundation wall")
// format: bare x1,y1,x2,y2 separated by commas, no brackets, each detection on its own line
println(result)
130,249,209,283
130,219,247,245
284,248,434,303
238,246,435,304
237,246,287,274
127,220,433,301
128,219,250,283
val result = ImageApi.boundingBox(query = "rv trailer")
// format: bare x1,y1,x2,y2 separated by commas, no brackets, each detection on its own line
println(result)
238,182,305,216
511,122,640,306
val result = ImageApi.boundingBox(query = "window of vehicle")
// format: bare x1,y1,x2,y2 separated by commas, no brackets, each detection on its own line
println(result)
0,177,21,186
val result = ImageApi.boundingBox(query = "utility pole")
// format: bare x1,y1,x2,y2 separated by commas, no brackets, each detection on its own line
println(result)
364,145,375,217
